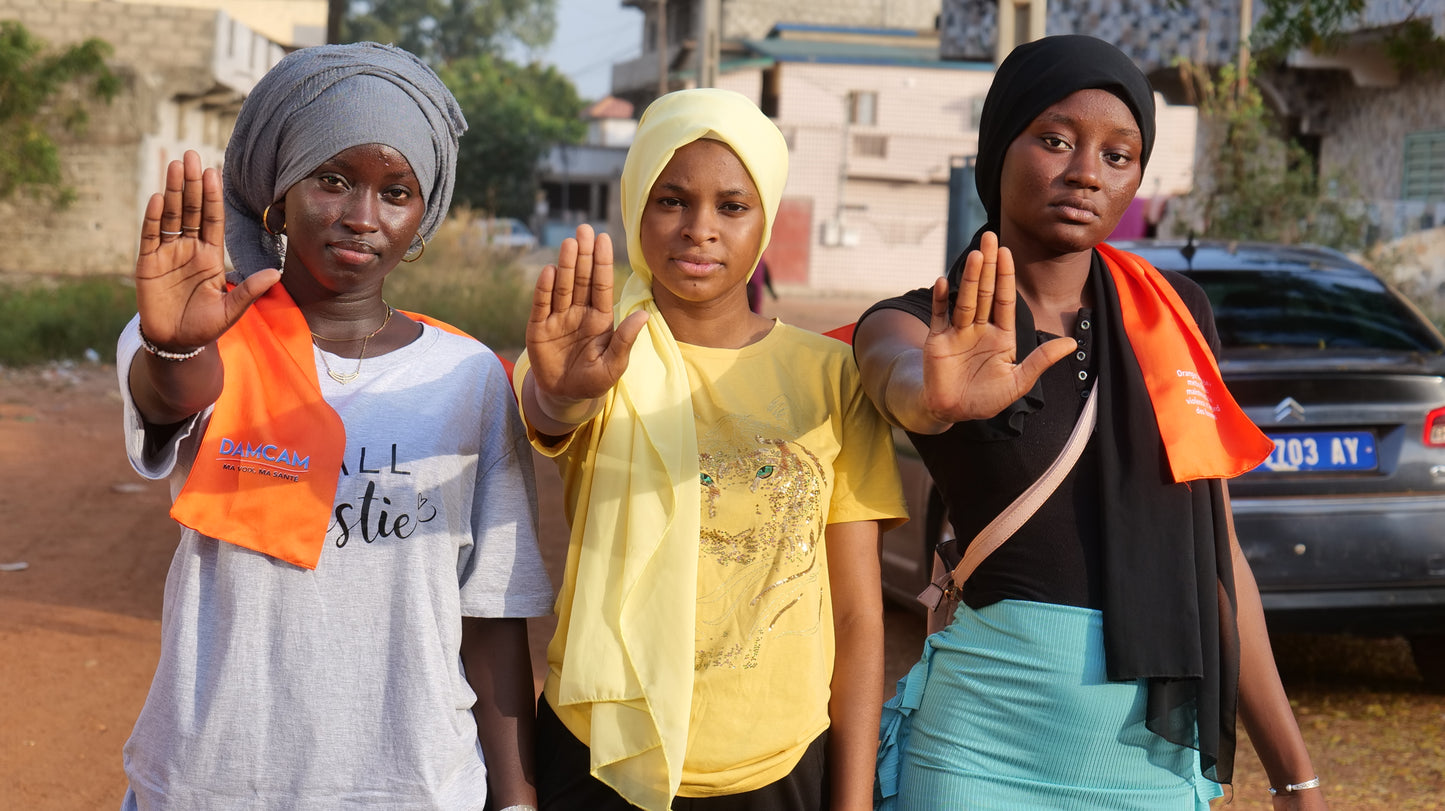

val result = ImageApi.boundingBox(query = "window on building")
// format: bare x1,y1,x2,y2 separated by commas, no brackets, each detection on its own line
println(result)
761,66,781,118
847,91,878,126
852,133,888,159
1403,130,1445,202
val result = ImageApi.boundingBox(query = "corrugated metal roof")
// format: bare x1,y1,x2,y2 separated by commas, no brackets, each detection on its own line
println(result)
742,37,992,71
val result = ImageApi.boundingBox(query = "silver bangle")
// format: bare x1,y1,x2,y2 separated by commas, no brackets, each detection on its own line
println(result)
495,805,537,811
1268,776,1321,795
138,324,206,361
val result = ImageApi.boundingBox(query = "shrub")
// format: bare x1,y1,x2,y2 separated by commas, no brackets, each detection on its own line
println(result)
0,275,135,366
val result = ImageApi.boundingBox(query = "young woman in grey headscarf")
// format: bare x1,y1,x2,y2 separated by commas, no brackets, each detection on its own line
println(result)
117,42,553,811
856,36,1326,810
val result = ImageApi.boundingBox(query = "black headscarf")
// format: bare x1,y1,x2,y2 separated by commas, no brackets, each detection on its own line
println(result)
942,36,1239,786
973,34,1155,226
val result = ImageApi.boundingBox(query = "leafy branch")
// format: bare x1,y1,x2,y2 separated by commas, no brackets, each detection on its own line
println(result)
0,21,119,207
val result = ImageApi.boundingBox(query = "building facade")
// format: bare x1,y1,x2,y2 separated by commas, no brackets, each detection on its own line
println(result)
0,0,310,275
940,0,1445,240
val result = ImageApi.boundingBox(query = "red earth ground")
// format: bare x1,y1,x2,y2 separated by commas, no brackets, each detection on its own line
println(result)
2,292,1441,810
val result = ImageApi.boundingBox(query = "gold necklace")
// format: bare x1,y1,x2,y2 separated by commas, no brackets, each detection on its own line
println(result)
311,304,393,385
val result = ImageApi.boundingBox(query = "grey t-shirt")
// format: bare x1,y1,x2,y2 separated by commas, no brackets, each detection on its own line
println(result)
117,320,553,810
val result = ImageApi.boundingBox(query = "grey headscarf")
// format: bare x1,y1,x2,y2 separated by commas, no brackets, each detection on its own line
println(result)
223,41,467,277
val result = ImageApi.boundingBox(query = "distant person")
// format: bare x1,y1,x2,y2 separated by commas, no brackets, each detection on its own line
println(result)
747,255,778,313
516,88,907,810
854,36,1327,809
116,43,552,810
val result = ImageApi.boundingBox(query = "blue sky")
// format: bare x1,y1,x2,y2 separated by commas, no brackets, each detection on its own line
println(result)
525,0,644,101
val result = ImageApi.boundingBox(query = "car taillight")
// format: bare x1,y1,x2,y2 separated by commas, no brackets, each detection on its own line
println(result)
1426,406,1445,447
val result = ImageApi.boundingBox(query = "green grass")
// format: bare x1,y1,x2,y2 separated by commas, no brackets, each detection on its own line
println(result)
0,215,541,367
0,275,136,366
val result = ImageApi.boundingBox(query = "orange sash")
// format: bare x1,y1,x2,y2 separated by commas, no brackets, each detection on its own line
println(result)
169,285,481,569
1098,243,1274,482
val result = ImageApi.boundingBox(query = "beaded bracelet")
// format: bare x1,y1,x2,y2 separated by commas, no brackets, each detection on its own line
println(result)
138,324,206,362
1267,776,1321,795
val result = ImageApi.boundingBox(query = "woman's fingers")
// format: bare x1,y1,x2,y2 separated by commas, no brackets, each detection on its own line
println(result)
572,224,596,297
988,245,1017,335
550,236,578,313
589,231,615,314
137,192,166,259
199,165,225,245
530,264,559,323
973,231,998,325
223,268,282,326
179,151,204,238
950,250,982,330
927,276,951,335
158,158,185,242
604,311,650,375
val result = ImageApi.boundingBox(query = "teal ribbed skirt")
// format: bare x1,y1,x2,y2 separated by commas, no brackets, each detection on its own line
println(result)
876,600,1222,810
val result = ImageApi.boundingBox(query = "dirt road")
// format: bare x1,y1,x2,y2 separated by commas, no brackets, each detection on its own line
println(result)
2,291,1441,809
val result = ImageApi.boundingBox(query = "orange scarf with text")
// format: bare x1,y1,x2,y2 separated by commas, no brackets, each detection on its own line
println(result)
1097,242,1273,480
168,284,480,569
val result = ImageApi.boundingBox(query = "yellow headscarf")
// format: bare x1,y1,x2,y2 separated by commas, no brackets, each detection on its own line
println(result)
545,88,788,809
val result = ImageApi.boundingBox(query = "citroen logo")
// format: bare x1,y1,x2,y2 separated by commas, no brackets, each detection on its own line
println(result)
1273,397,1306,423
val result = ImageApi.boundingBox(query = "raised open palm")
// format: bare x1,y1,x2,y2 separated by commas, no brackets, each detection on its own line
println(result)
133,150,278,351
920,231,1076,423
525,224,648,402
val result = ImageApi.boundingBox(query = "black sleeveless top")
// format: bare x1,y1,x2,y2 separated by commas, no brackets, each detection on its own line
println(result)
860,269,1218,611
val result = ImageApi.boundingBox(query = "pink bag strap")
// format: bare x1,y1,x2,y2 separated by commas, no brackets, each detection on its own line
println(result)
917,380,1098,611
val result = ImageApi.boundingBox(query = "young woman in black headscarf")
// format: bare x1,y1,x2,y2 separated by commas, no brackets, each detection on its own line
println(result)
855,36,1326,810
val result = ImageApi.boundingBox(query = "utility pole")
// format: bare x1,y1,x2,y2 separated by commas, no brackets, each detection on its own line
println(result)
698,0,721,88
657,0,669,98
1238,0,1253,94
326,0,345,44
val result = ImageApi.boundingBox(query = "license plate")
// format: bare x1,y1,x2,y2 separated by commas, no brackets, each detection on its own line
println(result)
1252,431,1378,473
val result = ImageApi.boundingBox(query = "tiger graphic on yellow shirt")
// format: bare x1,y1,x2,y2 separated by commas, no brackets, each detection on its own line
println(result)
694,412,827,671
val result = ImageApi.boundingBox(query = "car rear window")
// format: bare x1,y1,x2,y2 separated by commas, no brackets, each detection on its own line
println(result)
1180,269,1444,352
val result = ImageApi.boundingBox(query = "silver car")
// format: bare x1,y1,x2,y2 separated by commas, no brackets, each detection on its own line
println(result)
879,239,1445,689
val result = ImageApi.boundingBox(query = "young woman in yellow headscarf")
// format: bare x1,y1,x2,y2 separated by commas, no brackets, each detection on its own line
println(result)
514,88,907,810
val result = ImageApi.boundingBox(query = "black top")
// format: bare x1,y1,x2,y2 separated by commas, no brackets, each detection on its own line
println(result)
865,269,1219,611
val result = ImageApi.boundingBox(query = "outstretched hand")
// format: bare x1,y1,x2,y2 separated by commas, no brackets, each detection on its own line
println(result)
133,150,278,351
525,224,648,402
919,232,1076,424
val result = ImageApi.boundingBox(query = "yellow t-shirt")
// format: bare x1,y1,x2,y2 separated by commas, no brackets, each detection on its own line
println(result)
535,322,907,797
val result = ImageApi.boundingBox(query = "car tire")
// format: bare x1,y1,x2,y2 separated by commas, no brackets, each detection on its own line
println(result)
1408,634,1445,692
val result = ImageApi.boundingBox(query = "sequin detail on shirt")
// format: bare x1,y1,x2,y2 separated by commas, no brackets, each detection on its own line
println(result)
695,413,826,671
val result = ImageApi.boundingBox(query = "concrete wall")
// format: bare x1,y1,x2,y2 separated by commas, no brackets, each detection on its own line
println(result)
74,0,327,48
0,1,283,275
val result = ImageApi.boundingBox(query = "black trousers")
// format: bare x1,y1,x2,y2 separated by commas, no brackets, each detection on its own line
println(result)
535,695,830,811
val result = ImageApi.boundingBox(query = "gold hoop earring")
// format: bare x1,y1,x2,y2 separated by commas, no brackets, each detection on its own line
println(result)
402,235,426,263
261,203,285,236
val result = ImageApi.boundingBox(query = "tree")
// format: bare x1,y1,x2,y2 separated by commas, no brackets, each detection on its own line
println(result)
1252,0,1445,74
439,54,585,218
0,21,118,207
340,0,556,66
337,0,582,217
1173,59,1367,249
